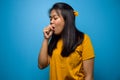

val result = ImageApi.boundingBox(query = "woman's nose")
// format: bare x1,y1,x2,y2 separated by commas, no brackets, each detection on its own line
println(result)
50,19,54,24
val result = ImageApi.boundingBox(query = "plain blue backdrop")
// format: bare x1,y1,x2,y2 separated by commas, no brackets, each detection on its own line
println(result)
0,0,120,80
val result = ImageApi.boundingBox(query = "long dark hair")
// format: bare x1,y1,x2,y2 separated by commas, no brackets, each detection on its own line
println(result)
48,2,84,57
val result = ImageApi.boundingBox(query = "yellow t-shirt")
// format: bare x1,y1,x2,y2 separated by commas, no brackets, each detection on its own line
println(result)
49,34,95,80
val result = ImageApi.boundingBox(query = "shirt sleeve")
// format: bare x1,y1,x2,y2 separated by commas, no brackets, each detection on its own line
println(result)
82,34,95,60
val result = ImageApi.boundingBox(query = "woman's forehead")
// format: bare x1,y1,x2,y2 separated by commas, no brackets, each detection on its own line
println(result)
50,9,61,17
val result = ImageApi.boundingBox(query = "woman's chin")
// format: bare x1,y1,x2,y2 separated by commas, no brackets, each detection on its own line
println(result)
53,32,60,35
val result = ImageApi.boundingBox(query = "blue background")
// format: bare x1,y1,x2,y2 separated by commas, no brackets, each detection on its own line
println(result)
0,0,120,80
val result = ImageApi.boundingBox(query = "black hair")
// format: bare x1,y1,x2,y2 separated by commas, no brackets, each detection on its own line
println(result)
48,2,84,57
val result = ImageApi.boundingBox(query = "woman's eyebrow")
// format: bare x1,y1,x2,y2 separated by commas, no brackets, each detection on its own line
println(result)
49,15,58,18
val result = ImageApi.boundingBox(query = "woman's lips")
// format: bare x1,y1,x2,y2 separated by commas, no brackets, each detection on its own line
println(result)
51,26,55,31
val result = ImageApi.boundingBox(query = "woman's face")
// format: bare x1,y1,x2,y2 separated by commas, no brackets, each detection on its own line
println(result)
50,9,65,35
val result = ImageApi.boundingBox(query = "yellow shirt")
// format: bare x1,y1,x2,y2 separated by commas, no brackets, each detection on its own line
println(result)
50,34,95,80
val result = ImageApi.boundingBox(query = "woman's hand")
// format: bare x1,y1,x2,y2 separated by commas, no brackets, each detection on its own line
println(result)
43,25,54,39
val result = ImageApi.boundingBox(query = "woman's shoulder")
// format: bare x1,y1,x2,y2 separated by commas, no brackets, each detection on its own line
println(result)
83,33,91,43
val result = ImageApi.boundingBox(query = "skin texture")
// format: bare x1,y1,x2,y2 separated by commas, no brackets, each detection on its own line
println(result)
83,58,94,80
49,10,65,35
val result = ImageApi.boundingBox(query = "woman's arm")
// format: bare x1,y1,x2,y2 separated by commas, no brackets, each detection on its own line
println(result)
38,25,54,69
83,58,94,80
38,39,50,69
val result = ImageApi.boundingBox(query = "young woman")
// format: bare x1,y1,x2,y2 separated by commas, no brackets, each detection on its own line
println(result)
38,2,95,80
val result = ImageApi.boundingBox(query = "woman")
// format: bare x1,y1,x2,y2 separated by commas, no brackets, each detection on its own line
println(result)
38,2,95,80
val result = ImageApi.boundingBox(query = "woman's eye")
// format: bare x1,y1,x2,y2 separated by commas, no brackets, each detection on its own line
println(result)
54,18,58,20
